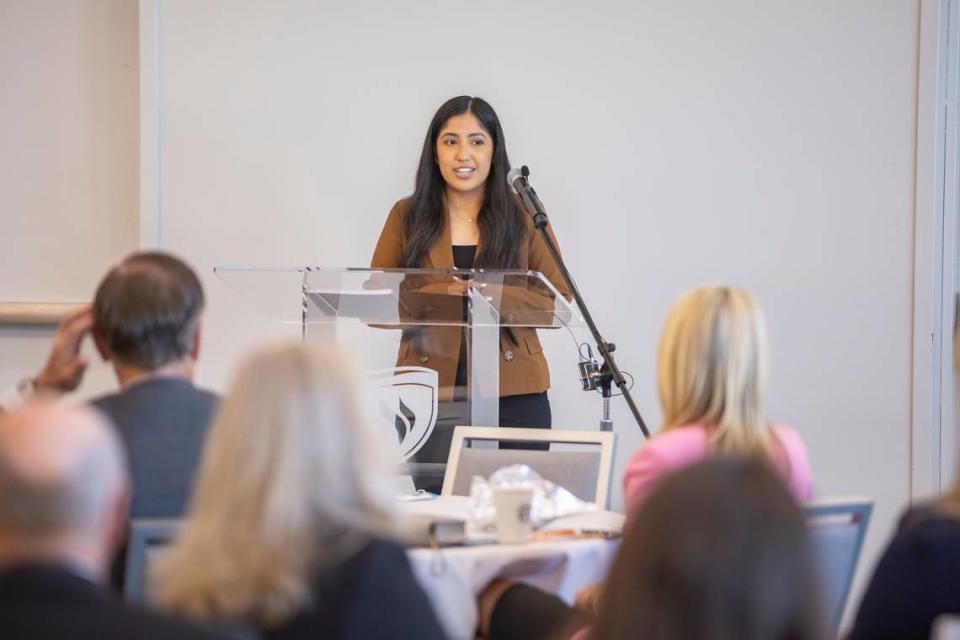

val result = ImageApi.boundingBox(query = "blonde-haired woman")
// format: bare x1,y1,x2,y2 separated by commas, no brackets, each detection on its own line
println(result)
477,286,815,640
622,284,813,510
152,342,445,640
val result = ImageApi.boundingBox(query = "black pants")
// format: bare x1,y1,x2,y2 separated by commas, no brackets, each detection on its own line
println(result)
409,391,551,493
489,583,591,640
498,391,552,449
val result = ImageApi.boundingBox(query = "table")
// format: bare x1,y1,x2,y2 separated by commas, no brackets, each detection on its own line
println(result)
402,496,623,640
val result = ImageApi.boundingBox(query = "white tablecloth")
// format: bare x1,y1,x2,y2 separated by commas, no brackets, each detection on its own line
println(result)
403,496,623,640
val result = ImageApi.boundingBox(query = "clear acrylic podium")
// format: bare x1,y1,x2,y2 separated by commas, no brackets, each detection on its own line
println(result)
215,266,582,489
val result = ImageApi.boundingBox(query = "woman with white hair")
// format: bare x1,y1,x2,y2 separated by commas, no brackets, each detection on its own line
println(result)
152,342,446,640
622,284,813,508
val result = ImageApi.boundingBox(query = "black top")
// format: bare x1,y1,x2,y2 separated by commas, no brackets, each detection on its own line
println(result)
0,563,226,640
263,538,446,640
452,245,477,389
92,377,219,518
452,244,476,269
849,505,960,640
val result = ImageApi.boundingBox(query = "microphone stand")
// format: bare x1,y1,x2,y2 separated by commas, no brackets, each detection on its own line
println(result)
513,166,650,438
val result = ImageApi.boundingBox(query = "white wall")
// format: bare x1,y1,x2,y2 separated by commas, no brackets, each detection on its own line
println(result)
144,0,920,619
0,0,139,399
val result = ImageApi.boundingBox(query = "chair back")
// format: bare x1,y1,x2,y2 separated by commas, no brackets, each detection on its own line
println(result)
441,426,615,506
123,517,182,604
124,518,264,639
804,498,873,636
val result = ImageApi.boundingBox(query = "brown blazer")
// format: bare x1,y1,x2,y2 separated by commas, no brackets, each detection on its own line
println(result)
370,198,572,400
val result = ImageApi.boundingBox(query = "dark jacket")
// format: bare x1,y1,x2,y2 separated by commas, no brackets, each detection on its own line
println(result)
92,377,218,518
0,563,227,640
263,538,446,640
848,505,960,640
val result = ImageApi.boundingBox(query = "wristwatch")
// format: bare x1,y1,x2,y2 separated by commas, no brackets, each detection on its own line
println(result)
16,376,37,401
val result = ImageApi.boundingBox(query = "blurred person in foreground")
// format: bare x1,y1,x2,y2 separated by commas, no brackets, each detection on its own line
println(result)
152,342,446,640
481,457,825,640
0,404,224,640
847,298,960,639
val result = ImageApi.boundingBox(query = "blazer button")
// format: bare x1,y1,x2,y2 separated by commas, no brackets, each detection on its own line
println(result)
418,353,429,363
504,350,514,362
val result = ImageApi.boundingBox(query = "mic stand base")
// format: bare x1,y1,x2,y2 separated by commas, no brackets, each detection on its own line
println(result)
600,400,613,432
599,377,614,432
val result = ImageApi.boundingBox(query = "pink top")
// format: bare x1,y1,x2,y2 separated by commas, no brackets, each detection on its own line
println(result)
564,425,813,640
622,423,814,513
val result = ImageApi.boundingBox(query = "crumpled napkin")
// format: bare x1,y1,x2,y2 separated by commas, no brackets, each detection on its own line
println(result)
468,463,597,530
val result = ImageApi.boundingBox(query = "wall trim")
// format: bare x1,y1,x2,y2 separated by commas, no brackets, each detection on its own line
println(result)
0,303,87,326
938,0,960,488
912,0,959,499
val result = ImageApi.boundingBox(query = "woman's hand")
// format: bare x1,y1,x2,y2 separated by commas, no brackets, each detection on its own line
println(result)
446,277,469,296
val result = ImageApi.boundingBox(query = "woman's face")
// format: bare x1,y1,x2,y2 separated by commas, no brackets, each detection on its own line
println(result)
435,112,493,197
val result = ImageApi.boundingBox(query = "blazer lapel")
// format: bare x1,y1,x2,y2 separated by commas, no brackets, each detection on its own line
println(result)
427,216,454,268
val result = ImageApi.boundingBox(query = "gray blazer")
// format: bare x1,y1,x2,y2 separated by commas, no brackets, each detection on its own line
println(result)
92,377,218,518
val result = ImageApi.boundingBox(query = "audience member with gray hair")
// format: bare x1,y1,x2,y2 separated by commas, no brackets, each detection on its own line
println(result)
0,403,224,639
0,251,215,521
90,251,217,520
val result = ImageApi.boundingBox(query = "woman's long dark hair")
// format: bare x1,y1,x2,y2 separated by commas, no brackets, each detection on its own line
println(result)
593,456,825,640
401,96,527,268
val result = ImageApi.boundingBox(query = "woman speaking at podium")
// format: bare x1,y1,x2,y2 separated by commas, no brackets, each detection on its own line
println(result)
371,96,570,492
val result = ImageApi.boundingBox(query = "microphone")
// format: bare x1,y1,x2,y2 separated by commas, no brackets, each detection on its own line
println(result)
507,166,548,229
578,343,602,391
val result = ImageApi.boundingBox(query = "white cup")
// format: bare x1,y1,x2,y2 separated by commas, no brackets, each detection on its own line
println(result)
494,487,534,544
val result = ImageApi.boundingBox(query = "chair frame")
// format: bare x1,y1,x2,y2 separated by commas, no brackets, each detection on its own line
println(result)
123,517,183,603
441,425,616,506
803,497,873,633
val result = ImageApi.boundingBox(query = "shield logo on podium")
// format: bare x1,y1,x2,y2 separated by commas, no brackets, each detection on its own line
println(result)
366,366,438,460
